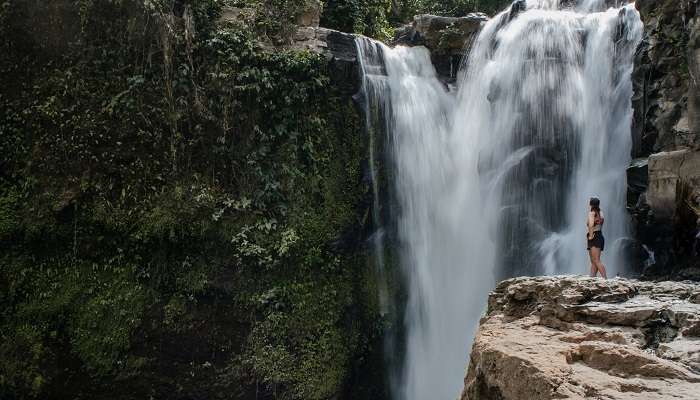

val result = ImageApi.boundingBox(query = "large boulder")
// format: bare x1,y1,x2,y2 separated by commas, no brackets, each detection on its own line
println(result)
647,149,700,221
394,14,487,83
462,276,700,400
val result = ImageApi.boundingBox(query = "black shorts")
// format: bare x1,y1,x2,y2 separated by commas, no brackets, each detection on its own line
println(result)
587,231,604,251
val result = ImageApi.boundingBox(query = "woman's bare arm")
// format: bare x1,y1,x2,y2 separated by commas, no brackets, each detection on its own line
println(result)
587,212,595,240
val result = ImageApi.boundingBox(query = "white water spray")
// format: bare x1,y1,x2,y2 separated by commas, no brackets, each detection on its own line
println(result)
356,1,642,399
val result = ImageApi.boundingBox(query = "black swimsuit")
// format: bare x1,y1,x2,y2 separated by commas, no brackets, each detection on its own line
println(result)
587,231,604,251
587,213,604,251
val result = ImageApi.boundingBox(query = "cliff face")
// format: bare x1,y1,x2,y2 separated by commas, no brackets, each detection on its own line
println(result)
462,276,700,400
0,2,385,399
629,0,700,278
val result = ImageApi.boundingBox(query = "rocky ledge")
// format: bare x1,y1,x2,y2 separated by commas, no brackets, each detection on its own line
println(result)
462,276,700,400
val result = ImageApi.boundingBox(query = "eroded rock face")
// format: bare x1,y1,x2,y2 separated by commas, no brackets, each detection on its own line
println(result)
462,276,700,400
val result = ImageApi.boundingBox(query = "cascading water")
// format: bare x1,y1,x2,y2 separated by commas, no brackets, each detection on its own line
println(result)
356,37,494,400
356,1,643,399
461,0,644,280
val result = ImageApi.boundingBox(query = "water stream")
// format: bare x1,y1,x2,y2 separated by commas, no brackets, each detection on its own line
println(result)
356,1,643,399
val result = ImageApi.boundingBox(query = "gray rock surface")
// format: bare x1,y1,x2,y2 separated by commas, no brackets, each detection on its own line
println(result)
462,276,700,400
290,26,357,62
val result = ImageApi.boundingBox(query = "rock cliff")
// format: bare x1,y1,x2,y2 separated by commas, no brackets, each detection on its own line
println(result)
629,0,700,278
462,276,700,400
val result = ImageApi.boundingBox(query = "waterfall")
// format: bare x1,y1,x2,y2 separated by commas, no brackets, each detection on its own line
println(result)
356,1,643,399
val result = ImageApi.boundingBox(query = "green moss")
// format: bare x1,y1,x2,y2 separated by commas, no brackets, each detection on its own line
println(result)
67,265,146,375
0,0,383,399
0,189,19,239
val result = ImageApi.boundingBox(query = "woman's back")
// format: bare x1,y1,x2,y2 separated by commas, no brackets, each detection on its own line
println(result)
589,210,604,232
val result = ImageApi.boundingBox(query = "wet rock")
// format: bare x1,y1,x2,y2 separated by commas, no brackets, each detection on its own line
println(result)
462,276,700,400
508,0,527,21
394,14,487,83
626,157,649,208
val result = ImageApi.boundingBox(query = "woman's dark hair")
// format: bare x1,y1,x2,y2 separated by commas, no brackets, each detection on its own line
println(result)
589,197,601,213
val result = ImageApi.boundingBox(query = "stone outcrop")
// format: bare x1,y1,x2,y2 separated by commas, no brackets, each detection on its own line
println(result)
462,276,700,400
290,26,359,94
394,14,487,83
290,27,357,63
647,149,700,221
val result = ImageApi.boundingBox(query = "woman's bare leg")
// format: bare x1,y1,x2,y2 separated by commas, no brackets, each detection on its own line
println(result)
592,247,607,279
589,250,597,277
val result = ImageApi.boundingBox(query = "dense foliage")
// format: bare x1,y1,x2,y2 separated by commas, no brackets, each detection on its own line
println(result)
0,0,385,399
0,0,508,397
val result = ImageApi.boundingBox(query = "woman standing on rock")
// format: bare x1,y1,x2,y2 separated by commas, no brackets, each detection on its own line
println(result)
587,197,607,278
